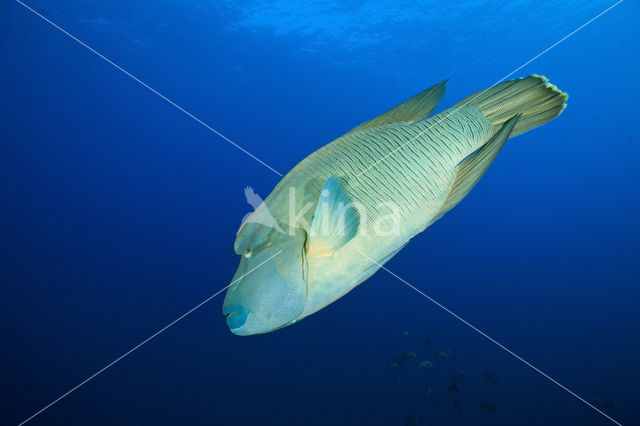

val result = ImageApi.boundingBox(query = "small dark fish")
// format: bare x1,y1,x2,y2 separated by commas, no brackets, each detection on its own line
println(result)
459,369,464,377
479,401,496,414
405,416,419,426
427,387,434,407
394,380,403,390
404,350,417,359
386,361,399,369
447,382,460,396
484,372,498,384
452,399,462,412
450,373,463,384
435,350,449,360
403,330,410,339
589,396,614,410
424,339,429,346
419,360,434,375
394,357,404,366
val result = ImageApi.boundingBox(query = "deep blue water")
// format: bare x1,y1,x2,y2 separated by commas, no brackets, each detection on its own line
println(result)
1,1,639,425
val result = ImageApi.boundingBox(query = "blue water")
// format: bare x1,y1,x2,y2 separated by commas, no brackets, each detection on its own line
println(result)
2,1,639,425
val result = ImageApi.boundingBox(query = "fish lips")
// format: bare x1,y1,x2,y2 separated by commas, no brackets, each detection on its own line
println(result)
223,304,249,330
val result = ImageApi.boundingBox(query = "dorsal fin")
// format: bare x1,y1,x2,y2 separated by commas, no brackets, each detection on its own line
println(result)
433,114,520,221
347,79,448,134
307,176,360,257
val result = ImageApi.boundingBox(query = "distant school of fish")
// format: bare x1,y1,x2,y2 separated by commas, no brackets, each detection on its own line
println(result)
387,329,614,425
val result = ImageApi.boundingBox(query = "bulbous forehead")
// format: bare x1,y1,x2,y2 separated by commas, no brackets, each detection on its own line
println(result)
235,221,302,255
234,221,272,254
234,199,290,254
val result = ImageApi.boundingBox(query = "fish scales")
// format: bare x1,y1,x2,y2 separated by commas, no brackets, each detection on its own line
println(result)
272,105,493,233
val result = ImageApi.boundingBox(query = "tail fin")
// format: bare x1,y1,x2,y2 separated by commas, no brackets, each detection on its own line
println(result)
455,74,568,137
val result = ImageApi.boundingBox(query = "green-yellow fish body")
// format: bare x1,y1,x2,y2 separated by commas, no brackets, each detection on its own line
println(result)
223,75,568,335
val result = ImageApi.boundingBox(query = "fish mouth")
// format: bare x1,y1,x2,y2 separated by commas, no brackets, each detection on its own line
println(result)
223,304,249,330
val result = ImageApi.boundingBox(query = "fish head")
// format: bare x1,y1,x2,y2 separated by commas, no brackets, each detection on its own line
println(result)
223,221,308,336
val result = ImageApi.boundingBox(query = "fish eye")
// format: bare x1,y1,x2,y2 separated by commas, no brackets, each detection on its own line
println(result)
243,249,252,258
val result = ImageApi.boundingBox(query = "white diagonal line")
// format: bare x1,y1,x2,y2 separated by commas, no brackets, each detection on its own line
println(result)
358,251,623,426
17,250,282,426
355,0,623,178
15,0,283,177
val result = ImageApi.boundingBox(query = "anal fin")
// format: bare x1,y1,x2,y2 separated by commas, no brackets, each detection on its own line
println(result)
434,114,520,219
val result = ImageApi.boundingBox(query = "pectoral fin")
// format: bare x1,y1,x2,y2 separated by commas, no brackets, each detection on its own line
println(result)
307,176,360,257
347,79,448,133
435,114,520,219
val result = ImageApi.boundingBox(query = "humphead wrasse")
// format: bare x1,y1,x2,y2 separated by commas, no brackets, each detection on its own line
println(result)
222,75,568,335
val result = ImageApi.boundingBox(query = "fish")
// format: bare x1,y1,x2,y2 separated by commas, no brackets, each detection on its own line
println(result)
452,399,463,412
427,387,434,407
394,380,403,390
450,372,463,384
404,350,417,359
447,382,460,396
435,350,450,360
405,416,419,426
403,330,411,340
424,339,429,346
589,396,614,410
418,360,434,375
484,372,499,384
418,360,433,369
387,361,399,369
222,75,568,335
478,401,496,414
